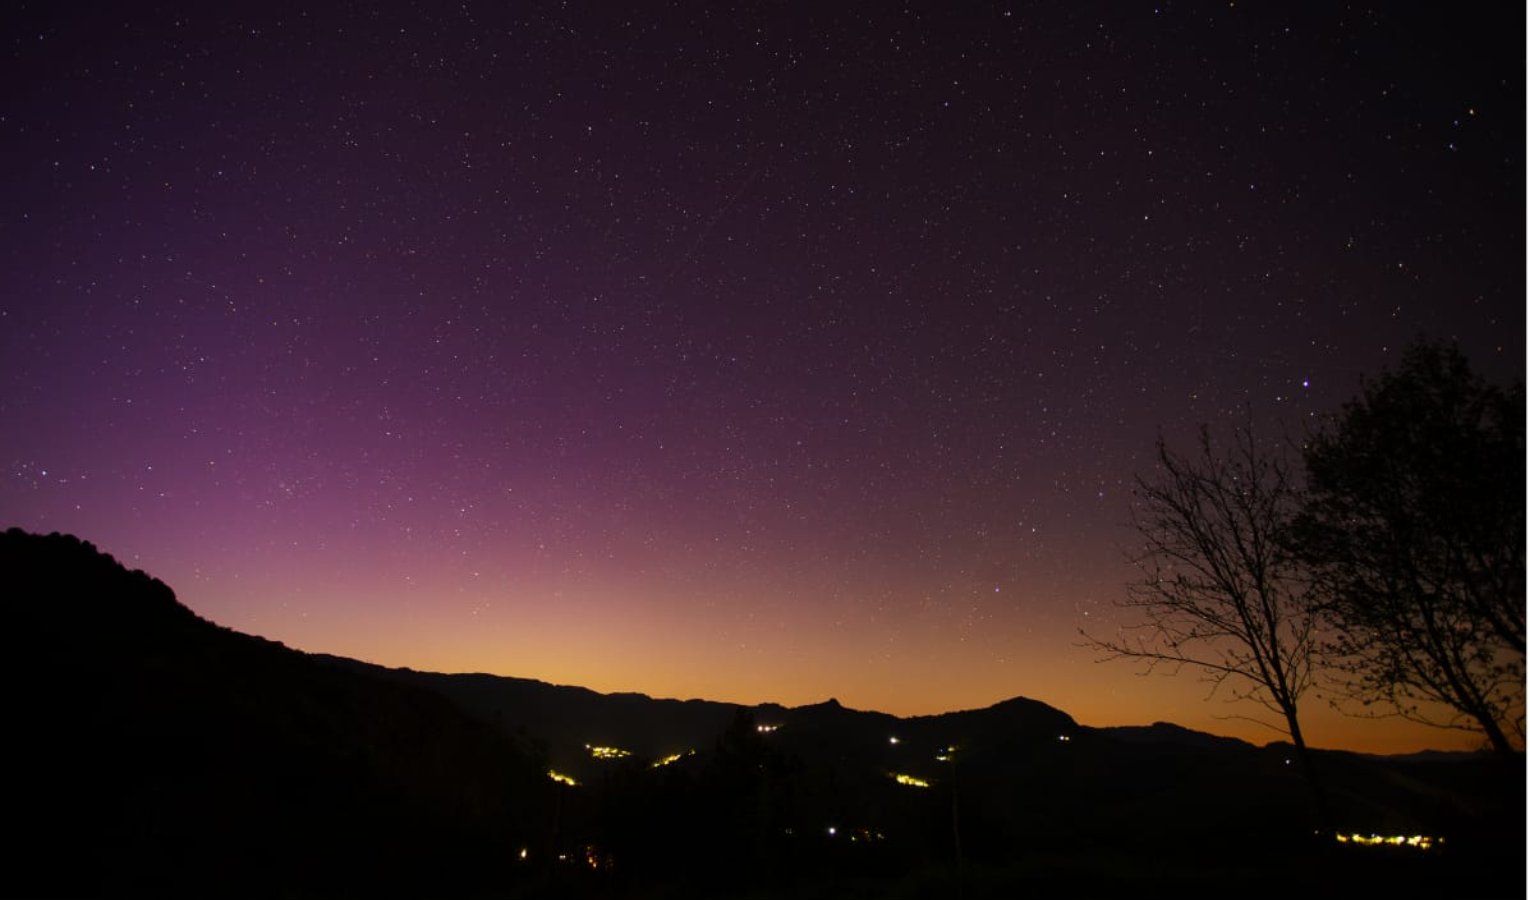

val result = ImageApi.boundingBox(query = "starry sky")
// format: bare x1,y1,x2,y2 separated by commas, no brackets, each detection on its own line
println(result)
2,3,1522,753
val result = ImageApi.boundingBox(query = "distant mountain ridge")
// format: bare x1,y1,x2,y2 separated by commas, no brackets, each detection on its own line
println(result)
5,527,1520,898
314,654,1088,779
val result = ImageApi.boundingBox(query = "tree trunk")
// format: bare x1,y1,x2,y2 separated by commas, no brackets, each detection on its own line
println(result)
1474,706,1516,758
1285,711,1333,833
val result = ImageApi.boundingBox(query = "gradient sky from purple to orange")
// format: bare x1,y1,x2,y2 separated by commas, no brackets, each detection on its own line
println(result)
2,3,1522,754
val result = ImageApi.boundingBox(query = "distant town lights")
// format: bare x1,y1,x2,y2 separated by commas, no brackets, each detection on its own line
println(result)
651,750,694,768
586,744,632,759
1336,833,1438,850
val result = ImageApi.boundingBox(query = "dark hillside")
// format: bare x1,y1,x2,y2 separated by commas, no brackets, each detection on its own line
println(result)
1,528,546,897
3,528,1521,897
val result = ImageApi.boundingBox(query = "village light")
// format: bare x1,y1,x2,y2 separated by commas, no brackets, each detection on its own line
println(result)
1335,832,1438,850
652,750,694,768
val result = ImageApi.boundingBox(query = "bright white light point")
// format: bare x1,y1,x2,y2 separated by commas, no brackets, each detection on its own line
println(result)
889,736,900,745
827,826,837,836
1302,378,1310,388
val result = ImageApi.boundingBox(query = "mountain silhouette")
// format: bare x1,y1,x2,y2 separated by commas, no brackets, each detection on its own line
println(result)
1,528,547,897
3,527,1521,898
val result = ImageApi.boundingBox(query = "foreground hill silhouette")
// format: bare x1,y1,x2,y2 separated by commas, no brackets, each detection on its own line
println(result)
2,529,548,897
3,528,1522,898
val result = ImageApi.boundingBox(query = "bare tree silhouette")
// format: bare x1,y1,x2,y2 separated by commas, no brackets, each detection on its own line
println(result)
1083,420,1329,824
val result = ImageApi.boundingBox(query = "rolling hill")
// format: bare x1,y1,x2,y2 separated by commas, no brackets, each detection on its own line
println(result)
3,527,1521,897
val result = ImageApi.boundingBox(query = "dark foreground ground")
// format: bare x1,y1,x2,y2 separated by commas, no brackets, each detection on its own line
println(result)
511,842,1521,900
4,528,1522,899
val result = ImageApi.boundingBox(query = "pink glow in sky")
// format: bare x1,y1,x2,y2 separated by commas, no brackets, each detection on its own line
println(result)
3,3,1520,754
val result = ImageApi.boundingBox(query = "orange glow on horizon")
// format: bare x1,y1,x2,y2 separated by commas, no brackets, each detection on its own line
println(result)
160,554,1499,758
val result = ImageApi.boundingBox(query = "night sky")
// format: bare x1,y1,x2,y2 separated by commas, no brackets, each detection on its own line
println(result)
3,3,1522,753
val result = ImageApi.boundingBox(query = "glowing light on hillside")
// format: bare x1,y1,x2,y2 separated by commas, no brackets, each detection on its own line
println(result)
1335,833,1438,850
756,723,781,733
586,744,632,759
652,750,695,768
547,770,578,786
1058,734,1071,742
892,773,931,788
888,736,900,744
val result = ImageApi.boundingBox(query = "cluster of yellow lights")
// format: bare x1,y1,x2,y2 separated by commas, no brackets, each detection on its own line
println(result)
651,750,695,768
586,744,632,759
547,770,578,786
1336,833,1438,850
756,723,781,733
892,773,931,788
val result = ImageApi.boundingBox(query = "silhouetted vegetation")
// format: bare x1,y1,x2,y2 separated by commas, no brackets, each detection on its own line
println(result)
1295,342,1525,756
2,526,1522,897
1083,419,1331,827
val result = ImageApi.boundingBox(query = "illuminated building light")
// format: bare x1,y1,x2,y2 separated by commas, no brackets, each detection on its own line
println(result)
889,736,900,745
827,826,837,836
1334,832,1438,850
892,773,932,788
518,847,528,861
547,770,578,786
756,723,781,733
651,750,695,768
1057,734,1071,742
935,754,950,762
586,744,632,759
